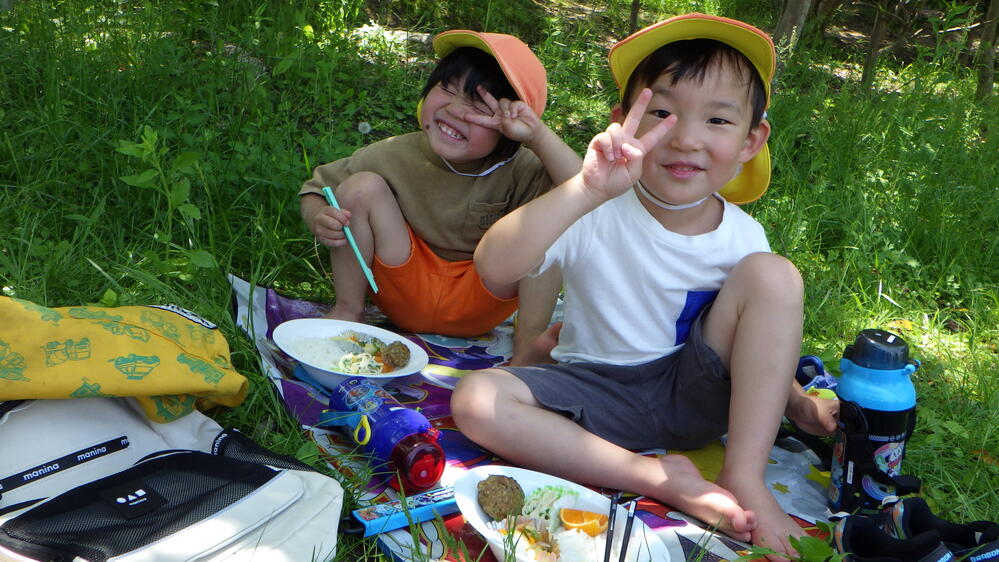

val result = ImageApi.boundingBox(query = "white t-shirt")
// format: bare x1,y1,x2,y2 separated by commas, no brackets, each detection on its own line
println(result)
535,188,771,365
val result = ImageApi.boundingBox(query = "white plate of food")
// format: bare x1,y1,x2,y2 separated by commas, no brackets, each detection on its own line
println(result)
271,318,429,388
454,465,670,562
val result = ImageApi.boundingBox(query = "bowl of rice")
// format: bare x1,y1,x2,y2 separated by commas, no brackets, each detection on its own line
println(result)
454,466,671,561
272,318,428,389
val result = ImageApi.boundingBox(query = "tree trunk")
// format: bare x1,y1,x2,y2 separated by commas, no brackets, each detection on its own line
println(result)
889,0,929,55
958,5,979,67
774,0,814,53
630,0,640,35
813,0,846,32
861,2,892,89
975,0,999,102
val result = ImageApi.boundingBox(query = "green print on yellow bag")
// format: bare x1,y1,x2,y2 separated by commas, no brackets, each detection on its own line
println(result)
0,297,247,422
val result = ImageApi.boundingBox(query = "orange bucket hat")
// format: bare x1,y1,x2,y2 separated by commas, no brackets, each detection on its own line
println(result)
431,30,548,117
608,13,776,204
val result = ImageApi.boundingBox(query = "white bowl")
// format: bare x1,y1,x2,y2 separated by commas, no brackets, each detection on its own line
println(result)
454,465,670,562
271,318,428,389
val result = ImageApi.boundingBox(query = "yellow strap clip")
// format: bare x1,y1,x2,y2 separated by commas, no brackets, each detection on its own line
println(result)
353,414,372,446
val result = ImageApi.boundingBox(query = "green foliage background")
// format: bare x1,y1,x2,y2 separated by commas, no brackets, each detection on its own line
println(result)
1,1,996,559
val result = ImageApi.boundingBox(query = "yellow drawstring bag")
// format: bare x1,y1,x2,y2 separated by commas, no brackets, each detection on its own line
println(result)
0,297,247,422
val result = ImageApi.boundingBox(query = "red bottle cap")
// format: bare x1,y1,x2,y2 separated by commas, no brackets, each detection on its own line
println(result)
391,434,446,492
407,450,444,490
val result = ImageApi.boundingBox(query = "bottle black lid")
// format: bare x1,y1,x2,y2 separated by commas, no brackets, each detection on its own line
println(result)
843,329,910,370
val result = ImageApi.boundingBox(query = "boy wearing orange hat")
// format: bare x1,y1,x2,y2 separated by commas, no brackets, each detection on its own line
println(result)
300,31,579,349
454,14,838,560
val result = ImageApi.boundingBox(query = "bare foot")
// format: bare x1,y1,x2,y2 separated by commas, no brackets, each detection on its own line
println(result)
717,472,805,561
323,305,363,323
655,454,757,542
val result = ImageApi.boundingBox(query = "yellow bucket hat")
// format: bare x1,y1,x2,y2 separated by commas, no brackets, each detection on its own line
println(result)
608,13,776,204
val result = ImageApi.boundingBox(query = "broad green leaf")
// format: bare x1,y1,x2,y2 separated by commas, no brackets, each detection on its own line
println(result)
53,240,72,256
141,125,158,151
153,230,172,245
169,177,191,206
173,151,200,173
99,289,119,308
178,203,202,220
26,241,50,257
184,249,216,268
141,249,171,274
120,169,158,188
942,420,969,438
114,140,146,159
791,535,839,561
273,57,293,76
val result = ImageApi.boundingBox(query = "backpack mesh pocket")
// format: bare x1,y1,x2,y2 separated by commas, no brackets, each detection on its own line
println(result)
0,452,276,562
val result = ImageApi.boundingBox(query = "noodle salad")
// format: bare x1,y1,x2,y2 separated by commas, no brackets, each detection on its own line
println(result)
329,330,411,375
336,352,384,375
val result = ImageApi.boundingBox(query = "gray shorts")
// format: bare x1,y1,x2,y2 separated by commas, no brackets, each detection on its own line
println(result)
500,312,731,451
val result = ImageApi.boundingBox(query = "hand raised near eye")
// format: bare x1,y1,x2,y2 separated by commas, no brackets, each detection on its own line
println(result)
580,88,675,203
462,85,541,145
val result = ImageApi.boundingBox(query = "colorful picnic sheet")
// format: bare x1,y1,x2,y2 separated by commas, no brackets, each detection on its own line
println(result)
229,275,834,561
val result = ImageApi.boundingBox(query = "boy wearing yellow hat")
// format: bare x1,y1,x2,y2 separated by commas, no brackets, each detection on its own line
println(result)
300,31,579,348
454,14,838,560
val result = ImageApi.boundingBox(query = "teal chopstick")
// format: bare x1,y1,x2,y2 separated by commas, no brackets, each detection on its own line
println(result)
322,187,378,294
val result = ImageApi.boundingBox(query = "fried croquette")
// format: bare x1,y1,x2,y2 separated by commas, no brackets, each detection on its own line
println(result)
476,475,525,520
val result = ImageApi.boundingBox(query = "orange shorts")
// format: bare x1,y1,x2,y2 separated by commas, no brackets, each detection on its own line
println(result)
370,228,518,337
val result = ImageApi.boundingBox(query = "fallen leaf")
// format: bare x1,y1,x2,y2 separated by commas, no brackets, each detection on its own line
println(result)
887,319,913,331
973,450,998,466
944,319,965,332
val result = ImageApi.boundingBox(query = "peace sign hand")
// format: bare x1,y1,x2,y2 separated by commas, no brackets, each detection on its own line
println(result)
462,85,542,145
580,88,676,203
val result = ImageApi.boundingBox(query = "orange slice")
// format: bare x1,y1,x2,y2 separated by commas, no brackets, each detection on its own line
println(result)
559,508,609,537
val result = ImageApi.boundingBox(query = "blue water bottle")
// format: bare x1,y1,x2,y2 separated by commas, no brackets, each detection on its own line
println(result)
321,377,445,493
829,329,921,515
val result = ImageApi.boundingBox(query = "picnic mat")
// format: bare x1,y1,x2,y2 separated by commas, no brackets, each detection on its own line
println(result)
229,275,834,561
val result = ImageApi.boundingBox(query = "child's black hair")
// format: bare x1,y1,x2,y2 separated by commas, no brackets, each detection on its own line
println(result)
420,46,521,160
622,39,767,129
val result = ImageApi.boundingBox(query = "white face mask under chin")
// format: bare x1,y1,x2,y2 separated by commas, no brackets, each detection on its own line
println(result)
441,156,513,177
636,181,711,210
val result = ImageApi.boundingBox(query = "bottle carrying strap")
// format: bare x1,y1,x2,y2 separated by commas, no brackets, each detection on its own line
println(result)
315,409,372,446
778,422,833,471
839,400,922,496
316,409,361,428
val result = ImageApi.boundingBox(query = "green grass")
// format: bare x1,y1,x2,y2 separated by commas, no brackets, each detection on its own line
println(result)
2,1,996,560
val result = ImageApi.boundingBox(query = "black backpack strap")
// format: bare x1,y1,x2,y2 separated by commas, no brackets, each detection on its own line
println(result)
0,400,27,420
0,498,44,518
211,429,317,473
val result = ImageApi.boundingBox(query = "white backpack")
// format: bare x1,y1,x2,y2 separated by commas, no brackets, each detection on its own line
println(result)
0,398,343,562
